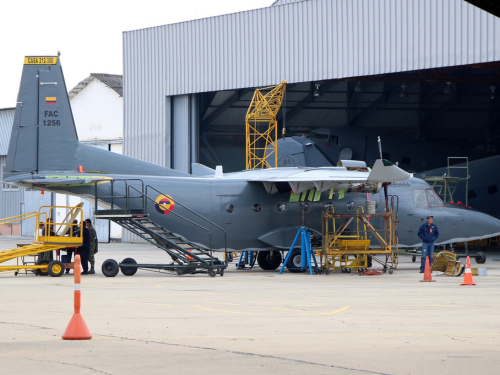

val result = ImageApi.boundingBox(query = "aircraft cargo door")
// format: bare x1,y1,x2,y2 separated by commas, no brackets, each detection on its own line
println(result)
219,195,240,227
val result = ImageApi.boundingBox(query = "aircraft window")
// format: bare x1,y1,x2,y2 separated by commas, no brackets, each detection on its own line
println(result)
468,190,477,199
310,133,329,140
276,203,287,212
328,135,339,145
413,189,428,208
402,156,411,165
225,204,235,213
488,185,498,194
426,189,445,208
253,204,262,212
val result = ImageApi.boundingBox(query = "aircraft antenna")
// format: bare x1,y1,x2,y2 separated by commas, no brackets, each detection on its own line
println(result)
378,136,383,159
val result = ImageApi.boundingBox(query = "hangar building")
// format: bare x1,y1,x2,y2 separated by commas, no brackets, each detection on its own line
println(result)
123,0,500,174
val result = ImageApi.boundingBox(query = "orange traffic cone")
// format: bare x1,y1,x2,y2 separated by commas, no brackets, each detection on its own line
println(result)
187,249,193,262
420,256,435,282
460,256,476,286
62,255,92,340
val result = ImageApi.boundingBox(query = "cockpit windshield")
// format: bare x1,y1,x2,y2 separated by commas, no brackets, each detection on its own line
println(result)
426,189,445,207
413,189,445,208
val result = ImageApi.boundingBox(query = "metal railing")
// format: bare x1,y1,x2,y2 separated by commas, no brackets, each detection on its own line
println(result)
93,179,227,260
145,185,227,255
94,179,145,214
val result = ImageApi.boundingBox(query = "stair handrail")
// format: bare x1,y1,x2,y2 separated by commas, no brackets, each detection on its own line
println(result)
145,185,227,255
94,179,145,214
127,185,218,258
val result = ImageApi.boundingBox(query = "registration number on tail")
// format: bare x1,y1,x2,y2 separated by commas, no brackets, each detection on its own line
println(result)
24,57,58,65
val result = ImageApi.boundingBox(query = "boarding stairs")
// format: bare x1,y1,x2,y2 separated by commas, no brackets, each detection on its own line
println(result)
94,180,227,276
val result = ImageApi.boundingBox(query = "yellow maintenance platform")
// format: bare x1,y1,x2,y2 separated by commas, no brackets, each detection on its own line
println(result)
0,204,84,276
317,205,399,274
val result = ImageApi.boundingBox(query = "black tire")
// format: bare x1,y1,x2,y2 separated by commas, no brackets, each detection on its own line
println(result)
48,260,65,277
412,256,416,263
257,250,282,270
35,259,49,276
475,252,486,264
285,249,306,273
120,258,138,276
219,268,225,277
102,259,119,277
208,269,216,277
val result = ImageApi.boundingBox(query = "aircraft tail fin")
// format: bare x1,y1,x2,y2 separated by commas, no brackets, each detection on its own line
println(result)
6,56,79,173
5,56,189,178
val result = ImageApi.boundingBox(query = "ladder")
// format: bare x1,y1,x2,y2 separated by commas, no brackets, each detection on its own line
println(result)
94,179,227,276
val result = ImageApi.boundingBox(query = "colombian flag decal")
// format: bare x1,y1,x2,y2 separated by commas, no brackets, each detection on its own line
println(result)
46,97,57,105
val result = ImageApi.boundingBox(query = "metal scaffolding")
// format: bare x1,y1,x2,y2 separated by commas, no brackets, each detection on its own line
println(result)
245,80,287,169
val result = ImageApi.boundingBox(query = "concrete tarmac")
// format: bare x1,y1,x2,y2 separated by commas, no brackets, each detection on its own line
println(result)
1,236,499,375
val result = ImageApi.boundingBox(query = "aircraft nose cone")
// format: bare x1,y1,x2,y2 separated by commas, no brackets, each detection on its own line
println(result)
465,210,500,240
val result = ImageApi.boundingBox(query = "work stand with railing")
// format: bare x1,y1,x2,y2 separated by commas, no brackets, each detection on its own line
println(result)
94,179,227,277
0,205,84,276
318,200,399,274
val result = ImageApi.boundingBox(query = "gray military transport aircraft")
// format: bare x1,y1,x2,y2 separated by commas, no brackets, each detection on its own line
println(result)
3,56,500,273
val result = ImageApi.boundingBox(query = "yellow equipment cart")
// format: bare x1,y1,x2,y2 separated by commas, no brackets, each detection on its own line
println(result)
318,205,399,274
0,205,84,277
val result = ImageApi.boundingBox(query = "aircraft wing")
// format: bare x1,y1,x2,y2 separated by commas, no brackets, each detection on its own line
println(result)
250,159,410,194
17,175,112,187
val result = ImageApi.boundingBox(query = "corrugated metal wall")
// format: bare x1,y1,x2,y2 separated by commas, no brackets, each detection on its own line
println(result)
123,0,500,100
0,108,15,155
172,95,191,172
123,30,171,167
273,0,306,6
0,155,24,221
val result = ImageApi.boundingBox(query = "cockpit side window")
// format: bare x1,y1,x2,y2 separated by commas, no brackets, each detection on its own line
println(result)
426,189,445,207
328,135,339,145
413,189,427,208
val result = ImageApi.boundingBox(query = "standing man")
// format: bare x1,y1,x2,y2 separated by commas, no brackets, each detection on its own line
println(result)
78,222,91,275
85,219,97,274
418,215,440,273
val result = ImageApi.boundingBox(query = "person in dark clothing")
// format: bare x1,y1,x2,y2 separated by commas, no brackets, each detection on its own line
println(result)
65,220,80,274
78,224,91,274
417,215,440,273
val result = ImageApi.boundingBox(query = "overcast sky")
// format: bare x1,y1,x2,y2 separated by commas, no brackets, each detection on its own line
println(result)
0,0,273,108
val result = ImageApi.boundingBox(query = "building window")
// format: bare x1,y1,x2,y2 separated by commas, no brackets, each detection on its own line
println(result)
225,204,235,213
1,164,18,192
488,185,498,195
253,204,262,212
468,190,477,199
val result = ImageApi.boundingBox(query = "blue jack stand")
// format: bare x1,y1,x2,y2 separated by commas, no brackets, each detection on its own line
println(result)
236,251,255,269
279,227,319,275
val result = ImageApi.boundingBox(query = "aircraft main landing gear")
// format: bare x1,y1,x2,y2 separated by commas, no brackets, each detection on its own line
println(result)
257,250,282,270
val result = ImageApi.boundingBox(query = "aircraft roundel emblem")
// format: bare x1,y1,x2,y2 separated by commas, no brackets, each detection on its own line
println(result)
155,195,175,215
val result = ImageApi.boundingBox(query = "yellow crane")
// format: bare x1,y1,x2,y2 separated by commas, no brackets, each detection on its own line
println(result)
245,80,287,169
